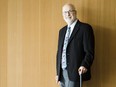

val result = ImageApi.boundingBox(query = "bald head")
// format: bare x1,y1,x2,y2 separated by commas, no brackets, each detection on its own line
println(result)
62,4,77,25
62,3,76,12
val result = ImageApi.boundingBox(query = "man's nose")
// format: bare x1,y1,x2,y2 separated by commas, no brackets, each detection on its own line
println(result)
67,12,70,16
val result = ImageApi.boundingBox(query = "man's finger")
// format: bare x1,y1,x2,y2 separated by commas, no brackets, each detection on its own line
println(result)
78,68,82,75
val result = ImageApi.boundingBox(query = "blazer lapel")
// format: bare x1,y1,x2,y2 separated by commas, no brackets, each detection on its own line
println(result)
68,20,80,44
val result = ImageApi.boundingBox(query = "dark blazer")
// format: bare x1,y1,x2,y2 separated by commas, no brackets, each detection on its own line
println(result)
56,20,95,82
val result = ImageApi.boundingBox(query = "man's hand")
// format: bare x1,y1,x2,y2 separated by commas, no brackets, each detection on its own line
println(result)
78,66,87,75
55,76,60,84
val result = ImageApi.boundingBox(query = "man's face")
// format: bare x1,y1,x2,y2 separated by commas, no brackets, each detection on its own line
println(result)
62,5,77,25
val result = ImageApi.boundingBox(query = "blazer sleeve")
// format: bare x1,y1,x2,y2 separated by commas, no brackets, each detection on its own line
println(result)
56,31,60,75
81,25,95,69
56,29,62,75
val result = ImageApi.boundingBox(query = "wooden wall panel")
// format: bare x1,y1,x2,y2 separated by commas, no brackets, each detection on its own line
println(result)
0,0,7,87
0,0,116,87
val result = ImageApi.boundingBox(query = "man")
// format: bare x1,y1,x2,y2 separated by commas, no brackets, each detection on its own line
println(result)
56,3,94,87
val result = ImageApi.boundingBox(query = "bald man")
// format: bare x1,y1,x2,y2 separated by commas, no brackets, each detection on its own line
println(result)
56,3,95,87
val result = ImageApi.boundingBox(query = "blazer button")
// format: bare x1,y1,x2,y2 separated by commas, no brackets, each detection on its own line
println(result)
67,54,69,56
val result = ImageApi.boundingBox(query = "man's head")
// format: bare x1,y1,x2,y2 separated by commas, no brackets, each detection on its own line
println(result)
62,3,77,25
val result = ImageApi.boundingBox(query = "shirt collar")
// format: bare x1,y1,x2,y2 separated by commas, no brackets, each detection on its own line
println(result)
67,19,78,34
68,19,78,29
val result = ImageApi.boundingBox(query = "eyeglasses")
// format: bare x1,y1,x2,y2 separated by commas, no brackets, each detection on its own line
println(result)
63,10,76,14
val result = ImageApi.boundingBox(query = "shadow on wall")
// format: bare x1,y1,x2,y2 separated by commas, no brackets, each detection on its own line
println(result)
83,25,116,87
